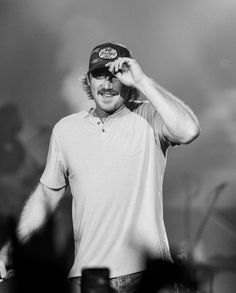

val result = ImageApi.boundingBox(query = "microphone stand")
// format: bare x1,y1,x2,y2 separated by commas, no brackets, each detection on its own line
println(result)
189,182,227,293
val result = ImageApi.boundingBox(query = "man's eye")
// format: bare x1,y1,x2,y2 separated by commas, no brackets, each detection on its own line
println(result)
92,72,106,79
95,75,106,79
91,69,116,80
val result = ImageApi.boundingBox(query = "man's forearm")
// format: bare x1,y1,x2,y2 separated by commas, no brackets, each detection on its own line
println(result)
136,76,200,143
0,181,65,278
17,184,50,242
0,188,46,269
17,183,65,242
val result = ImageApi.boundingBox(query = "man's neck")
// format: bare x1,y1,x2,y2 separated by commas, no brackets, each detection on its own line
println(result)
93,105,126,120
94,108,110,120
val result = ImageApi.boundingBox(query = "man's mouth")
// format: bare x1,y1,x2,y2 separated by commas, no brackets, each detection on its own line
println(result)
98,90,119,97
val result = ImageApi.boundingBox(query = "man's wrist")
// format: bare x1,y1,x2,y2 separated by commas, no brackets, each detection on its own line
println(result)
135,75,155,94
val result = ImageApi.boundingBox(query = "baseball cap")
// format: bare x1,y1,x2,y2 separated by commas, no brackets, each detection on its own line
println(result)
88,42,132,73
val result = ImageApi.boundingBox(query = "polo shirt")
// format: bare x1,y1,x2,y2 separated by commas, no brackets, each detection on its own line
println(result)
40,101,172,278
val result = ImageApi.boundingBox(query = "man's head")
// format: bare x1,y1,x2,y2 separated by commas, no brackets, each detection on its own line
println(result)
87,42,132,74
81,42,139,115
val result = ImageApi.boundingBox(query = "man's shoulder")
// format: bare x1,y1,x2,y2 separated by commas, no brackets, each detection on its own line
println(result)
129,100,155,117
54,111,87,131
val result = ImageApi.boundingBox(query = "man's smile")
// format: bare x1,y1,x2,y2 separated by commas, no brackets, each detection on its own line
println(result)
98,89,119,97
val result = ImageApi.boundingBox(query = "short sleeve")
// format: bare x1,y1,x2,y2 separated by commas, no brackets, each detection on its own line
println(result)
134,101,170,152
40,129,68,189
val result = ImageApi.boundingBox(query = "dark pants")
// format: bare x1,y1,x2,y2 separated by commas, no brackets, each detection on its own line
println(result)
69,271,178,293
69,271,143,293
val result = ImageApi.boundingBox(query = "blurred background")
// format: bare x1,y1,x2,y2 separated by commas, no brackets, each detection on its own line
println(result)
0,0,236,292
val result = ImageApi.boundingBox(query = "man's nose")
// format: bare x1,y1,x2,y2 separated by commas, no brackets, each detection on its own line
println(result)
103,77,113,88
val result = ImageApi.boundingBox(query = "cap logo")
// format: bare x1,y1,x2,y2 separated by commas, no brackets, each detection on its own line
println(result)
99,47,118,59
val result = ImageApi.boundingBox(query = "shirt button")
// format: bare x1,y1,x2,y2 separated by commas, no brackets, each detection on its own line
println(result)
102,129,105,132
97,121,101,125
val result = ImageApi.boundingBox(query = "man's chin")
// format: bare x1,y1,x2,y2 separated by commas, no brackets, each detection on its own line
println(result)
100,106,117,114
99,97,118,107
93,94,125,114
98,102,123,115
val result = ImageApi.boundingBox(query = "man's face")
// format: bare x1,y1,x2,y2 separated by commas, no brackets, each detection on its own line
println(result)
88,68,129,116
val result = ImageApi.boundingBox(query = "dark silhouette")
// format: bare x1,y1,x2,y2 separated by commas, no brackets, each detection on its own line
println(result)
0,103,25,175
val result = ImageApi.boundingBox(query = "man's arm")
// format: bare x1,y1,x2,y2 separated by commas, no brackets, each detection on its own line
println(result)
107,57,200,144
0,182,65,279
136,77,200,144
17,182,65,242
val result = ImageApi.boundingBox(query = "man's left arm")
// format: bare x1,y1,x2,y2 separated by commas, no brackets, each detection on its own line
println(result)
136,76,200,144
107,57,200,144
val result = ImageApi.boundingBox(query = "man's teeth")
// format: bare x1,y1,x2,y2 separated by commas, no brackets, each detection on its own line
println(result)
101,92,117,97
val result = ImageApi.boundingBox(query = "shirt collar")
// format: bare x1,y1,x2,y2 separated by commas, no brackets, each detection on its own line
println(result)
85,105,130,119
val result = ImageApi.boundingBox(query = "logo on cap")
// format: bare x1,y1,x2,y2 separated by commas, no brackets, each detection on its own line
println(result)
99,47,118,59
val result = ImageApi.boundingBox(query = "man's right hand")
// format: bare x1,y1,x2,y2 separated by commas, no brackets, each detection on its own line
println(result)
0,260,14,282
0,259,7,280
0,242,12,282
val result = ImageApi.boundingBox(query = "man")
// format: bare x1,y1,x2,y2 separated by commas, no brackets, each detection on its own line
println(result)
0,42,200,292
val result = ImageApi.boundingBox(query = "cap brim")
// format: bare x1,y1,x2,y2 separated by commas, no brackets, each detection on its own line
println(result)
87,60,109,74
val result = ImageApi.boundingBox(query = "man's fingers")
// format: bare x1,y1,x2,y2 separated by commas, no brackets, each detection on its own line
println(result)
117,58,126,72
0,260,7,279
105,61,115,73
115,58,131,73
106,58,133,74
115,72,122,80
5,269,14,280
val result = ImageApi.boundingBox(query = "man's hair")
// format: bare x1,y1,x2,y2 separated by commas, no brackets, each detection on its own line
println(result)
81,74,140,107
